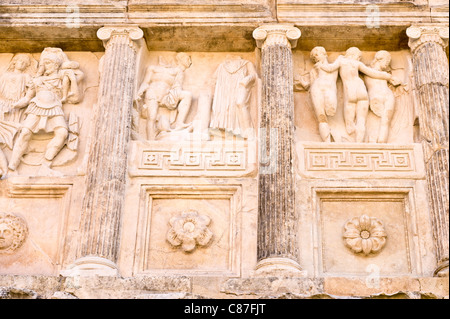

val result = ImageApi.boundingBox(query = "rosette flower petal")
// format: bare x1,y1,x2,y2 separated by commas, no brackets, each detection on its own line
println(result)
343,215,387,255
166,210,213,253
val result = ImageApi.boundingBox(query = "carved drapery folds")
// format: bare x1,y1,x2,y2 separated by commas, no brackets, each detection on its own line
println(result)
67,26,143,276
253,24,304,274
209,56,257,139
0,212,28,254
0,49,83,178
407,24,449,277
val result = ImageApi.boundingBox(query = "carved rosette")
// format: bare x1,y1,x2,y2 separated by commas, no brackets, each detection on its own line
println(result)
407,24,449,277
0,212,28,254
343,215,387,256
166,210,213,253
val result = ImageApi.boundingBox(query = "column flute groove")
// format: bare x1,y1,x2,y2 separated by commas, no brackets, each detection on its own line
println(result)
407,24,449,277
62,26,144,276
253,24,304,274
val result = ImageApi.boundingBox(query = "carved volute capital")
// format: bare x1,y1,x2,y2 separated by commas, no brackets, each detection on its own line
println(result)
97,26,144,51
253,24,301,50
407,24,449,54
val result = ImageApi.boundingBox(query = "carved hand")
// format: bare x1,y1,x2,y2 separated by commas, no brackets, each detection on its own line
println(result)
12,97,29,109
240,75,256,88
389,76,402,86
136,84,149,100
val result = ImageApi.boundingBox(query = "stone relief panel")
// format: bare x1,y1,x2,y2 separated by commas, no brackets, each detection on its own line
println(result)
132,51,260,143
0,49,101,179
294,49,416,144
0,182,72,275
128,139,257,177
129,51,260,178
296,142,425,179
209,56,257,140
132,184,242,276
312,189,420,276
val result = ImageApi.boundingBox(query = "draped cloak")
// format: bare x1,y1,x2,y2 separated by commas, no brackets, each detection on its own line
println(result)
0,71,31,123
0,72,29,148
209,58,253,136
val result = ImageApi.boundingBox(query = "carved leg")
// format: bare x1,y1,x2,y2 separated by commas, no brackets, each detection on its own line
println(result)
377,100,395,143
324,93,337,117
8,127,33,171
344,101,357,135
318,122,331,142
174,91,192,129
0,149,7,177
146,100,159,140
355,100,369,143
237,104,253,139
44,126,68,161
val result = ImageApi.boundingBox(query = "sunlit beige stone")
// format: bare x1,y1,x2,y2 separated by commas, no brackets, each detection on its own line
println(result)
0,0,448,299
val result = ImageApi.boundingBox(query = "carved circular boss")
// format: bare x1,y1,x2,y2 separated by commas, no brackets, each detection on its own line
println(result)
343,214,387,256
0,212,28,254
166,210,213,253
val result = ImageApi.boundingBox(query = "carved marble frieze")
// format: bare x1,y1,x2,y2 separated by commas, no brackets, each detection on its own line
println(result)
294,48,416,145
132,52,260,143
296,142,425,179
0,48,97,179
128,140,257,177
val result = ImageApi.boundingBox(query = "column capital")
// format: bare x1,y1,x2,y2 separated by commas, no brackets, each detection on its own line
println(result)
407,24,449,54
253,24,301,49
97,26,144,50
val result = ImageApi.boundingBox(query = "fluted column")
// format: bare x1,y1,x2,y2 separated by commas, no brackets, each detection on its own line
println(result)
407,24,449,277
63,27,143,276
253,24,303,274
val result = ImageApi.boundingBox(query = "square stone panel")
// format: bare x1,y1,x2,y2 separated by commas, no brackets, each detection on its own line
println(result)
315,190,416,277
0,182,72,276
134,185,242,276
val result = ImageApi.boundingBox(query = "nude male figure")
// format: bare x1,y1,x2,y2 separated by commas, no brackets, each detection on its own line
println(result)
295,46,339,142
322,47,398,142
363,50,399,143
135,53,193,140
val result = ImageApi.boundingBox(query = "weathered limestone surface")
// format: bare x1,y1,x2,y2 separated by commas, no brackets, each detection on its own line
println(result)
253,24,303,273
0,274,448,299
407,24,449,277
68,27,144,274
0,0,448,300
